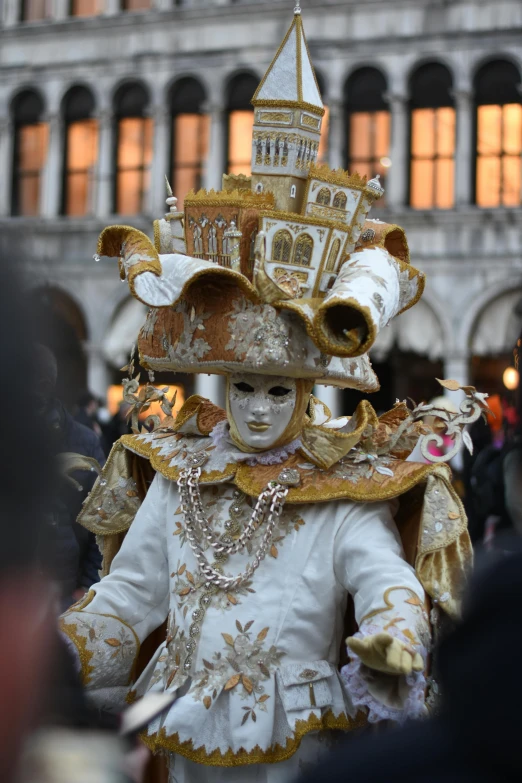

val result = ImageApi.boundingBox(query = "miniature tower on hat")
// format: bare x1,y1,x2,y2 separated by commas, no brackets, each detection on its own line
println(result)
250,4,325,212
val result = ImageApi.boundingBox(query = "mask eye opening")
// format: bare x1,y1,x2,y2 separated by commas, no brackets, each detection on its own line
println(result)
268,385,292,397
234,382,255,393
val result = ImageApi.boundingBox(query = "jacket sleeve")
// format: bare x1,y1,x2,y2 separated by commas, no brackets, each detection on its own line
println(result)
60,473,170,702
334,500,429,722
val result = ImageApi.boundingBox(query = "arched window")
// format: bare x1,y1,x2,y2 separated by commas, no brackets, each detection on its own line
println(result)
22,0,51,22
11,89,47,216
293,234,314,266
474,60,522,207
333,191,347,209
409,63,455,209
345,68,390,190
62,86,97,216
226,72,257,175
114,82,152,215
170,78,209,207
272,230,292,262
316,187,331,205
326,238,341,271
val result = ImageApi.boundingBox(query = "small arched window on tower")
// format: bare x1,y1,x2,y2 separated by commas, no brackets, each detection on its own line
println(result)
474,60,522,207
272,230,293,263
326,238,341,271
114,82,152,215
293,234,314,266
316,187,331,205
333,191,347,209
226,72,258,175
409,63,455,209
62,86,98,216
11,89,48,216
345,68,390,193
170,78,209,209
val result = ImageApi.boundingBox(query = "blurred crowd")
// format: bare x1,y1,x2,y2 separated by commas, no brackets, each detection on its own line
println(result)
2,262,522,783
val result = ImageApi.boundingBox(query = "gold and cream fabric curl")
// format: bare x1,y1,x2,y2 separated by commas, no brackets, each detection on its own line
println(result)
95,222,424,391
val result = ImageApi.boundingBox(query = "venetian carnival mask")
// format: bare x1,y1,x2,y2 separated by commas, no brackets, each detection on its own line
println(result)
226,374,313,452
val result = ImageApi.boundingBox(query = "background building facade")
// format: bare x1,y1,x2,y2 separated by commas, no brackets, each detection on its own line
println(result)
1,0,521,413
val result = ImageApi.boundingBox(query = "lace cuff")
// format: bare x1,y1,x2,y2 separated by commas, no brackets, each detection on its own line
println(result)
60,610,140,689
341,623,427,723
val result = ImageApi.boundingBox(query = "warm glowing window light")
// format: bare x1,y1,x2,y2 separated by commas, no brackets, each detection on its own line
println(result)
349,110,390,182
228,110,254,176
410,107,455,209
476,104,522,207
65,119,98,216
116,117,153,215
172,113,210,207
17,123,48,216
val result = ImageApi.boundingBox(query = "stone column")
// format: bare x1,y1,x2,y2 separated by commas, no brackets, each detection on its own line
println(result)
0,118,13,216
103,0,120,15
41,112,63,218
443,352,470,409
203,102,226,192
452,89,473,207
154,0,173,10
85,343,112,400
52,0,69,20
327,98,344,170
3,0,20,26
385,93,408,209
150,105,170,216
315,385,342,418
195,374,225,408
95,109,114,218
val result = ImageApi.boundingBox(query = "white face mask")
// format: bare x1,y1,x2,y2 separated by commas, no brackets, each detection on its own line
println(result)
228,374,297,450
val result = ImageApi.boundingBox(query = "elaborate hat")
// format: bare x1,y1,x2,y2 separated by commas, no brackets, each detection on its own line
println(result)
96,8,424,392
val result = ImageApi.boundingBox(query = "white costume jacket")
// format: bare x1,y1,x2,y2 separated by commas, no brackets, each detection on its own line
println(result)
61,399,469,767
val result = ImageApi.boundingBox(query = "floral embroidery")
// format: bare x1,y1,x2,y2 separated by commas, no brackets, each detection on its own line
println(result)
190,621,285,721
142,308,159,339
93,476,141,526
225,298,307,366
396,264,419,310
161,302,211,363
332,450,395,484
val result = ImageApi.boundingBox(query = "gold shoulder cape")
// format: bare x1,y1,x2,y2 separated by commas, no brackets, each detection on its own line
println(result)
78,395,471,622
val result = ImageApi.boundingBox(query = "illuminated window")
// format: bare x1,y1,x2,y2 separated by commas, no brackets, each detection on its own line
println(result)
475,61,522,208
114,83,152,215
409,63,455,209
293,234,314,266
62,87,98,217
11,90,47,216
22,0,52,21
345,68,390,192
317,187,331,205
272,230,292,262
170,78,209,208
71,0,100,16
226,73,258,176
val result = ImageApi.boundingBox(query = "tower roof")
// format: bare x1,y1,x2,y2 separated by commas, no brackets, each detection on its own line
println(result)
252,10,324,115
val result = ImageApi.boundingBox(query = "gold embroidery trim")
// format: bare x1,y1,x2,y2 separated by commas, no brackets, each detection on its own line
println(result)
307,163,368,190
153,219,161,252
59,620,95,685
141,708,366,766
253,99,325,117
360,586,424,625
313,297,377,358
184,189,274,209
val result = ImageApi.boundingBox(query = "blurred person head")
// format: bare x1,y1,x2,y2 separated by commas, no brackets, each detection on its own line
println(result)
77,391,98,417
0,259,56,780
